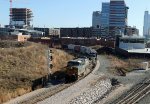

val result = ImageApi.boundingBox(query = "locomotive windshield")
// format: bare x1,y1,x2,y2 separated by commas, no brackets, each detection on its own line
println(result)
67,61,80,67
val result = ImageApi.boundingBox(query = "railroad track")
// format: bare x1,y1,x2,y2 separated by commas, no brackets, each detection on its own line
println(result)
112,78,150,104
20,84,71,104
18,61,95,104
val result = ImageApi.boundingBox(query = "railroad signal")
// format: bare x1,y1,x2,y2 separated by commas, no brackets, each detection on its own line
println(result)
49,64,53,69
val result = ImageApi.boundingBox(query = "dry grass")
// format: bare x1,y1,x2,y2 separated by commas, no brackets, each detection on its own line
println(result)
107,55,141,75
0,87,31,103
0,41,74,103
0,41,48,103
51,49,74,73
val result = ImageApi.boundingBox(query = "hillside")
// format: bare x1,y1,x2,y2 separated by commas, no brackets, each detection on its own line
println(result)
0,41,48,103
51,49,74,73
0,41,74,103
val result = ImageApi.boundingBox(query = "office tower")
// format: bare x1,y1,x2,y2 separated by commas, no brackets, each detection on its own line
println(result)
143,11,150,37
10,8,33,28
109,0,129,36
101,2,110,36
92,11,101,37
101,2,110,27
92,11,101,29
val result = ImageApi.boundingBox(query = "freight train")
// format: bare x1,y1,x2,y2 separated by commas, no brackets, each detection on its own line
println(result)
62,44,97,58
62,44,97,82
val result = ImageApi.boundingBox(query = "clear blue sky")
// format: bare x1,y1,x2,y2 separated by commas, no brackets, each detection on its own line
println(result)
0,0,150,35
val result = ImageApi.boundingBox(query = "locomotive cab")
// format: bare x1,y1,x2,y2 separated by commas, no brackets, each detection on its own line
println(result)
65,59,86,82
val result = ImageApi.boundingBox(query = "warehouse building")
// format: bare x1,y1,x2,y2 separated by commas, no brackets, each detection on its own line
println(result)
60,27,93,38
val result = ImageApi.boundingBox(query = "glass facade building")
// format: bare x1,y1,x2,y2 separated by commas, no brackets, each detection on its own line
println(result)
101,2,110,36
92,0,129,37
92,11,101,29
109,0,128,36
92,11,101,37
101,3,110,27
143,11,150,37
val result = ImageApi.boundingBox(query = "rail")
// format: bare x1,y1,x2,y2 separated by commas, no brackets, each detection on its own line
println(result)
19,60,98,104
112,78,150,104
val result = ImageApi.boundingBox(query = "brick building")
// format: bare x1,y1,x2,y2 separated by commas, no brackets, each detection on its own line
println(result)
60,27,92,37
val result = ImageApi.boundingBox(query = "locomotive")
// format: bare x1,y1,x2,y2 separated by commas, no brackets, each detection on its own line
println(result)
65,58,89,82
62,44,97,82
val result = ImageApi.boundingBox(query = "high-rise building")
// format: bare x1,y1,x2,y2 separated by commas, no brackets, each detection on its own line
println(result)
101,2,110,36
92,11,101,37
92,11,101,29
10,8,33,28
101,2,110,27
109,0,129,36
143,11,150,37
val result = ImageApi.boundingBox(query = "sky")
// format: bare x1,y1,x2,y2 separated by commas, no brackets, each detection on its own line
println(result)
0,0,150,35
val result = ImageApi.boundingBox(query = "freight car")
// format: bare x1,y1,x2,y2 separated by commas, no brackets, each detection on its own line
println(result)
74,45,81,52
65,58,89,82
62,44,97,63
67,44,97,55
68,44,75,50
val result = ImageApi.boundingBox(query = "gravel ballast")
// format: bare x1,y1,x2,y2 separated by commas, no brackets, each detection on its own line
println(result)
68,79,112,104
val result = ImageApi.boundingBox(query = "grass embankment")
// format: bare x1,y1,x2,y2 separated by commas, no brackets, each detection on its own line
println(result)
0,41,48,103
51,49,74,73
0,41,74,103
97,47,145,75
107,55,143,76
96,47,146,76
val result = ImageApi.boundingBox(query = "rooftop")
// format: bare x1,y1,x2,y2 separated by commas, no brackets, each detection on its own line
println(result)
127,48,150,54
120,36,145,40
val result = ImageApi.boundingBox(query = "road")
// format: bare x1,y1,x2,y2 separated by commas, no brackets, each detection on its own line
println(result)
95,55,111,76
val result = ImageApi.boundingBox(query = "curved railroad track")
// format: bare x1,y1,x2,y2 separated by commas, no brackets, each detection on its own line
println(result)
19,61,95,104
112,78,150,104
